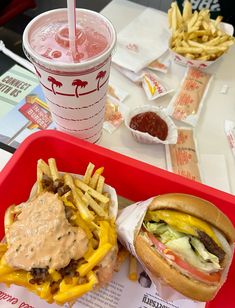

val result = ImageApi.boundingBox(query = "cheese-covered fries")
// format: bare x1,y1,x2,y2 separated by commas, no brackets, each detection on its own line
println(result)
168,0,235,61
0,159,118,305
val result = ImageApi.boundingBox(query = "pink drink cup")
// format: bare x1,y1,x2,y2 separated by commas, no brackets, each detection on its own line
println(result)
23,9,116,143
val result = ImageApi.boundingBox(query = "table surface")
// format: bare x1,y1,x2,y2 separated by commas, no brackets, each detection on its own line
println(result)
98,0,235,194
0,0,234,195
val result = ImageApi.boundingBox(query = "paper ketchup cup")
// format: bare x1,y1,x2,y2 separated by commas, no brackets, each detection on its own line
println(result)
23,9,116,143
125,105,178,145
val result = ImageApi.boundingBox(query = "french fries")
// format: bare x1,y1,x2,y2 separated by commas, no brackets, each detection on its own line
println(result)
0,158,118,305
168,0,235,61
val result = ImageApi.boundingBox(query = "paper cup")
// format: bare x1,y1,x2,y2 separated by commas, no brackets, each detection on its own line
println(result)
169,22,234,69
125,105,178,145
23,9,116,143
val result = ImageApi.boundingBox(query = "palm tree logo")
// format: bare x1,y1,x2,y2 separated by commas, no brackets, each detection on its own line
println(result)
72,79,88,98
48,76,62,95
96,71,106,91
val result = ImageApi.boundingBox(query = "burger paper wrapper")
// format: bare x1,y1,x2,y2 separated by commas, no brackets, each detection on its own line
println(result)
30,172,118,220
116,198,201,302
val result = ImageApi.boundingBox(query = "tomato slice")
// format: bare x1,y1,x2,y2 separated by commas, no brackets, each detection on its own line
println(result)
147,231,221,283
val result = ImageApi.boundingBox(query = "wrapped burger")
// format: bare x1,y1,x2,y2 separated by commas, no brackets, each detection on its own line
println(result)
117,193,235,302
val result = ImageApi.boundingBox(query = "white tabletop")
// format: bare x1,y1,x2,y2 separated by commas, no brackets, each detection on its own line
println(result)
98,0,235,194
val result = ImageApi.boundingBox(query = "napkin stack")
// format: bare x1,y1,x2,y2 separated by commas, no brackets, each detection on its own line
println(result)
112,8,170,73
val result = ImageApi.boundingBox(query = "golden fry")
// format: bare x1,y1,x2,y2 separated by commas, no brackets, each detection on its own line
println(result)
128,255,138,281
83,162,95,184
48,158,59,181
168,2,234,61
183,0,192,22
75,179,109,204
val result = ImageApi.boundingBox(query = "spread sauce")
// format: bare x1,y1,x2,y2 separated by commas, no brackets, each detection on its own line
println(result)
5,192,88,271
168,128,201,182
171,67,211,121
130,111,168,140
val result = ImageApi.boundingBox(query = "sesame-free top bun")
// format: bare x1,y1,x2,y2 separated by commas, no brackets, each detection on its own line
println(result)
148,193,235,243
135,234,219,302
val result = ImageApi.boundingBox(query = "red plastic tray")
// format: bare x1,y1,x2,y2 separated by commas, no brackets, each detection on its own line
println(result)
0,130,234,307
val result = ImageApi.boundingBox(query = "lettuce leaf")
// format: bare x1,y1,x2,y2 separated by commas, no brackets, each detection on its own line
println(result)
166,237,221,272
144,221,184,244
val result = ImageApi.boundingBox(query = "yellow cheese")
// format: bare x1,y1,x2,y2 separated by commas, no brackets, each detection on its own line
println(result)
146,210,220,246
77,243,112,277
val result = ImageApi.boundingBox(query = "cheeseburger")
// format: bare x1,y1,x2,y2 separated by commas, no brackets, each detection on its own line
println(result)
135,194,235,302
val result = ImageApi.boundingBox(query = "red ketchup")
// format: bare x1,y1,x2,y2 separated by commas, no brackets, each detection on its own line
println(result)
130,111,168,141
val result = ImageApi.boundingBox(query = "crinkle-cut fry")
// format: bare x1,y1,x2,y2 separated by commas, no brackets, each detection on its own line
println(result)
128,255,138,281
37,159,51,177
75,179,109,204
96,175,105,194
4,205,15,236
64,174,94,222
54,271,97,304
83,162,95,184
83,192,108,219
182,0,192,22
89,172,99,189
77,243,112,277
48,158,60,181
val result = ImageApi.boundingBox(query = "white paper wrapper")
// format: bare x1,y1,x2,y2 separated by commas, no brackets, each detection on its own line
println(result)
112,8,169,73
166,67,213,127
116,198,201,302
103,96,130,134
107,83,129,102
147,51,171,74
125,105,178,145
142,71,174,101
112,63,145,83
